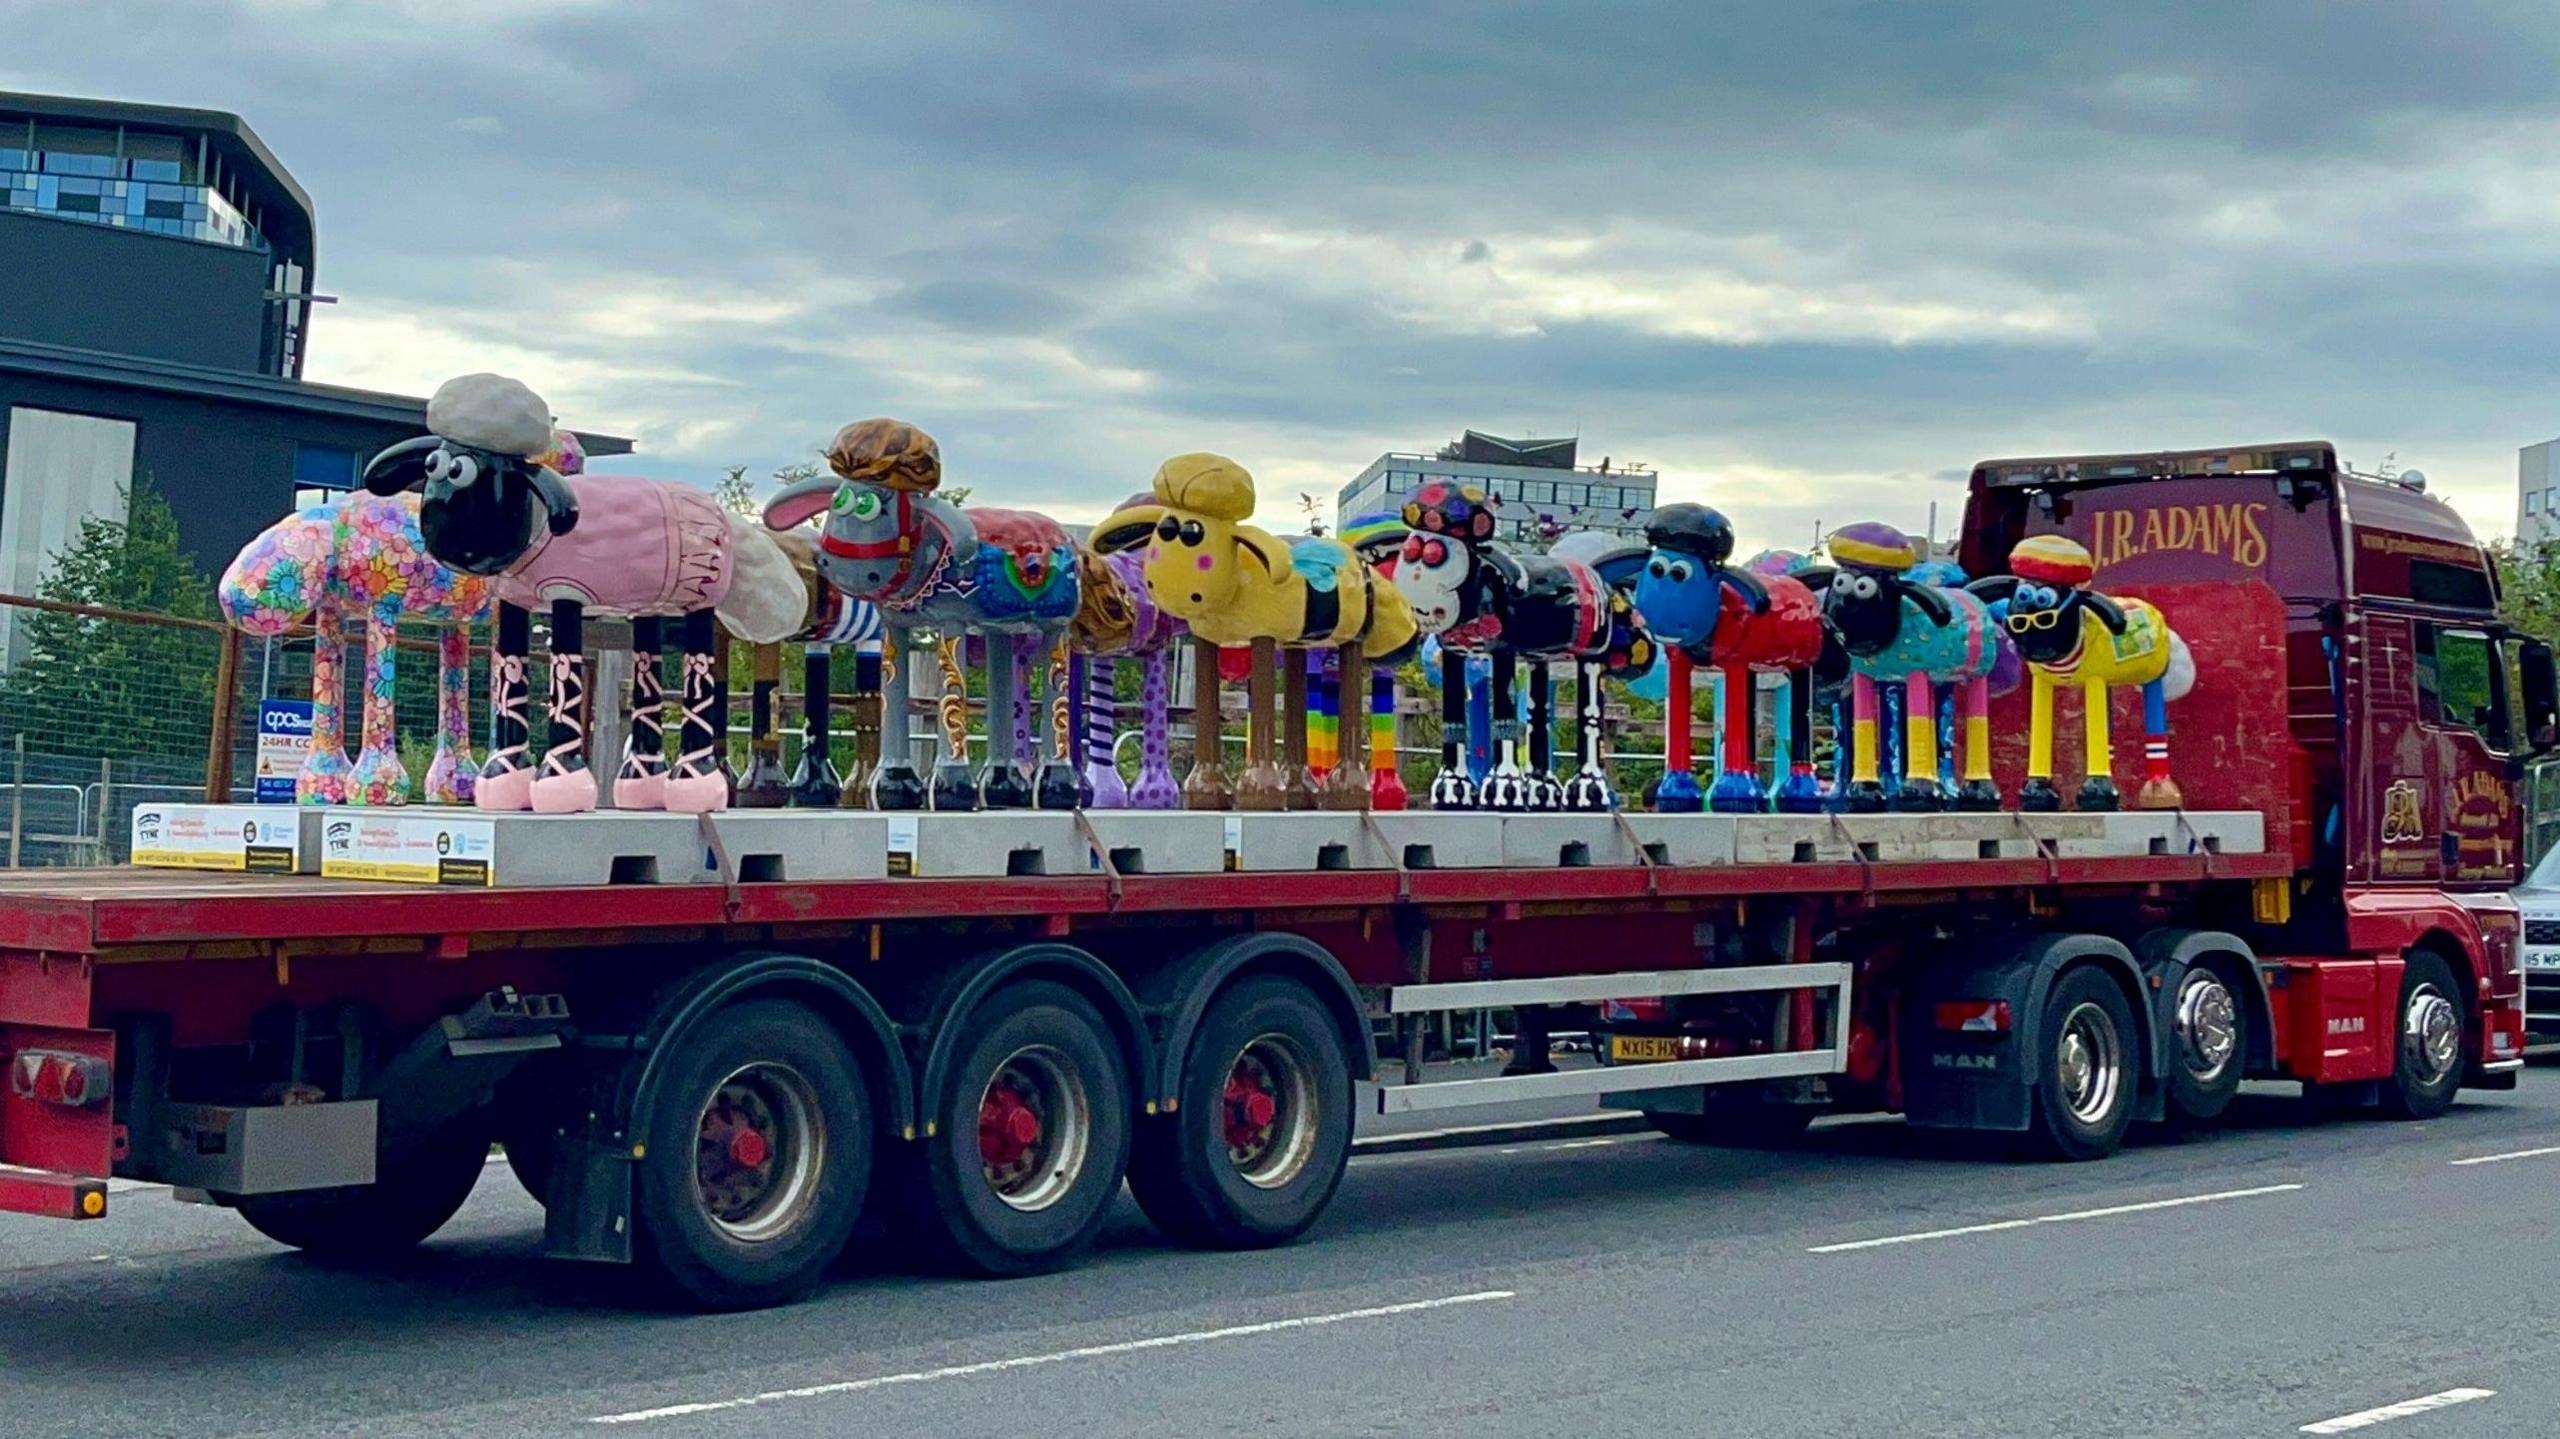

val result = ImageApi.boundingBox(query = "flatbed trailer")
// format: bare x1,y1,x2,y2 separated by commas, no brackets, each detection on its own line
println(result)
0,440,2542,1310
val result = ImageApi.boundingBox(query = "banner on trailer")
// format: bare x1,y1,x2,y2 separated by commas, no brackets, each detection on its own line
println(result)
254,700,313,804
131,804,301,873
320,813,497,886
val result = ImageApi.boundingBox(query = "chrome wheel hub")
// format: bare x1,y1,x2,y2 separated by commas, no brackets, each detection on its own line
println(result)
2403,984,2461,1086
2055,1001,2123,1126
2175,973,2239,1081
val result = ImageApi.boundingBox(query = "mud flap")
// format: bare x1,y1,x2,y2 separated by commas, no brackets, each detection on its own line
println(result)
1900,933,2162,1132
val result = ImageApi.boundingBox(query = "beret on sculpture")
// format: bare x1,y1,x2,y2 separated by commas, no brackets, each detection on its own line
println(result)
1153,452,1256,521
1826,520,1920,573
426,374,556,458
828,419,942,493
2009,534,2097,587
1644,502,1738,566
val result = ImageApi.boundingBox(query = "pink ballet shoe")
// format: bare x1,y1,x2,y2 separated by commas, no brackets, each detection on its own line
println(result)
613,772,668,810
475,766,537,812
663,771,729,814
531,768,600,814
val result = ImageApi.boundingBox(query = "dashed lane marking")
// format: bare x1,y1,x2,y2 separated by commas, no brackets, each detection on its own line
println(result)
2300,1387,2495,1433
1807,1183,2307,1254
2449,1145,2560,1167
586,1289,1519,1425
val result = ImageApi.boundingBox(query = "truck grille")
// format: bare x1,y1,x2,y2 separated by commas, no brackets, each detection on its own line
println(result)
2527,919,2560,946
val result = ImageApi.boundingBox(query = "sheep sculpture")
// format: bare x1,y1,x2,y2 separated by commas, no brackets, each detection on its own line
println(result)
363,373,812,813
1092,453,1419,811
219,491,492,806
1966,535,2193,811
1629,505,1840,814
1794,521,2016,813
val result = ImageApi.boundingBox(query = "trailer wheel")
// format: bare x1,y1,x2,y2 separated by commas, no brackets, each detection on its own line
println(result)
235,1118,489,1260
2381,951,2465,1121
2028,966,2137,1161
1129,977,1352,1249
1645,1092,1818,1147
632,999,874,1310
904,980,1131,1277
2163,967,2244,1125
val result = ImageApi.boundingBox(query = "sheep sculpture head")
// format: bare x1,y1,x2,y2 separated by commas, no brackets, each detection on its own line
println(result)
361,373,580,577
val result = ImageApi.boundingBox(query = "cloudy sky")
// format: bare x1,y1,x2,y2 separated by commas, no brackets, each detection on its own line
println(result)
15,1,2560,546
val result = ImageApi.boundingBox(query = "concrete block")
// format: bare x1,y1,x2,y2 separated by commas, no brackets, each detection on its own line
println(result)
708,811,889,882
892,812,1081,878
1371,813,1505,869
1222,812,1395,872
1080,812,1229,875
1500,814,1646,868
1620,814,1740,866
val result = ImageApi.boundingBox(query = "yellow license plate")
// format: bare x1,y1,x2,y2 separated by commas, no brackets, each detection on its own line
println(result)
1611,1035,1683,1063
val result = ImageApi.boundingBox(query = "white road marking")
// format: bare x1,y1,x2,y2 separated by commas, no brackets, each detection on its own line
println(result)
586,1289,1518,1425
2449,1145,2560,1166
2300,1387,2494,1433
1808,1183,2306,1254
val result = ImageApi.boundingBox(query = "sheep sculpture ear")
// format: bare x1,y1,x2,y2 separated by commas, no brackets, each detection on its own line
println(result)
1089,506,1167,553
1964,575,2020,604
1719,567,1772,614
763,475,841,532
1790,564,1837,594
523,463,580,536
1897,578,1954,627
2079,592,2132,633
362,435,441,495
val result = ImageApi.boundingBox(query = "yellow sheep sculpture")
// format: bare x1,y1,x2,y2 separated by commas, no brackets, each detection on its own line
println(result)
1092,453,1418,810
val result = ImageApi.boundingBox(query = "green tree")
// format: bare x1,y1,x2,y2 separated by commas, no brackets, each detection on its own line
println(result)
0,474,221,767
2492,538,2560,643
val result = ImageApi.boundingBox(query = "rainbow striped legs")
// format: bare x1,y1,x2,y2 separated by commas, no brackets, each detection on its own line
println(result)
1370,667,1407,810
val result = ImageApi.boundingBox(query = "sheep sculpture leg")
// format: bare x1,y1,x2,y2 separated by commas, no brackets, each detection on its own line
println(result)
1281,649,1316,811
1774,671,1823,814
738,643,790,807
477,603,535,811
1238,637,1286,811
1182,638,1232,810
614,617,668,809
978,634,1030,809
1844,672,1887,813
870,627,927,810
1481,650,1526,811
1526,661,1564,810
1369,668,1408,811
844,639,883,804
1893,671,1945,812
1429,647,1476,810
929,634,977,812
664,609,730,813
348,599,410,805
299,604,356,805
1133,649,1181,808
790,643,843,807
1955,674,2001,810
1561,660,1615,812
2019,669,2061,813
424,625,478,805
1035,637,1082,809
2137,677,2182,809
2078,675,2119,811
1709,662,1766,814
1317,647,1369,810
528,599,598,814
1080,654,1129,807
1657,649,1703,813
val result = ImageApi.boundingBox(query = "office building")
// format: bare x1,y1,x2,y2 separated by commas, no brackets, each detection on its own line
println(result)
0,92,628,593
2522,439,2559,545
1336,431,1657,546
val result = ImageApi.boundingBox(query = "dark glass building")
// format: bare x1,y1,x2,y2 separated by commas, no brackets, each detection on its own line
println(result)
0,92,628,590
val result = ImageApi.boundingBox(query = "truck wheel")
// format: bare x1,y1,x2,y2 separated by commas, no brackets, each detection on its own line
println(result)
632,999,874,1311
911,980,1132,1277
2163,967,2244,1125
236,1118,489,1260
2381,952,2465,1121
1646,1091,1818,1146
2028,967,2137,1161
1129,977,1352,1249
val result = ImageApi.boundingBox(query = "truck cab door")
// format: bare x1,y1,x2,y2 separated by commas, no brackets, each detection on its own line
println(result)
2348,612,2440,886
2417,623,2522,889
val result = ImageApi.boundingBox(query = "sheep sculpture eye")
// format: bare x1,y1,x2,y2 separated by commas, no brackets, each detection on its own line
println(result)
423,448,452,483
1668,560,1693,583
447,454,481,489
1851,575,1880,600
1647,557,1669,578
849,492,882,521
1830,572,1854,595
1179,520,1206,546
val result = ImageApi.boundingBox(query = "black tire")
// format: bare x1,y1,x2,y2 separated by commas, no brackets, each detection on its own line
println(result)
2381,951,2466,1120
1644,1090,1817,1147
236,1118,489,1260
1129,977,1353,1249
631,999,874,1311
2028,966,2139,1161
2162,965,2246,1126
909,980,1132,1277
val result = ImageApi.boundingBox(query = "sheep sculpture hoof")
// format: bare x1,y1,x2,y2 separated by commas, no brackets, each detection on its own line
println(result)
613,772,668,810
475,764,536,813
663,771,729,814
530,768,599,815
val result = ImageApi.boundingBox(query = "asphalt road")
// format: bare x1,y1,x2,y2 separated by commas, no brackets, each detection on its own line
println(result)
7,1070,2559,1439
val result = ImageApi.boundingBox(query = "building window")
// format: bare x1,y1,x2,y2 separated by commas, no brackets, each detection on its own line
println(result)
0,408,137,662
2532,492,2545,516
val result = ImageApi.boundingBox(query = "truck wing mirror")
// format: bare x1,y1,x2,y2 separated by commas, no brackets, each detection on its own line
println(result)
2524,639,2560,754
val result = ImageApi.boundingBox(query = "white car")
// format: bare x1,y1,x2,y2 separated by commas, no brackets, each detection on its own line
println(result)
2517,845,2560,1036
